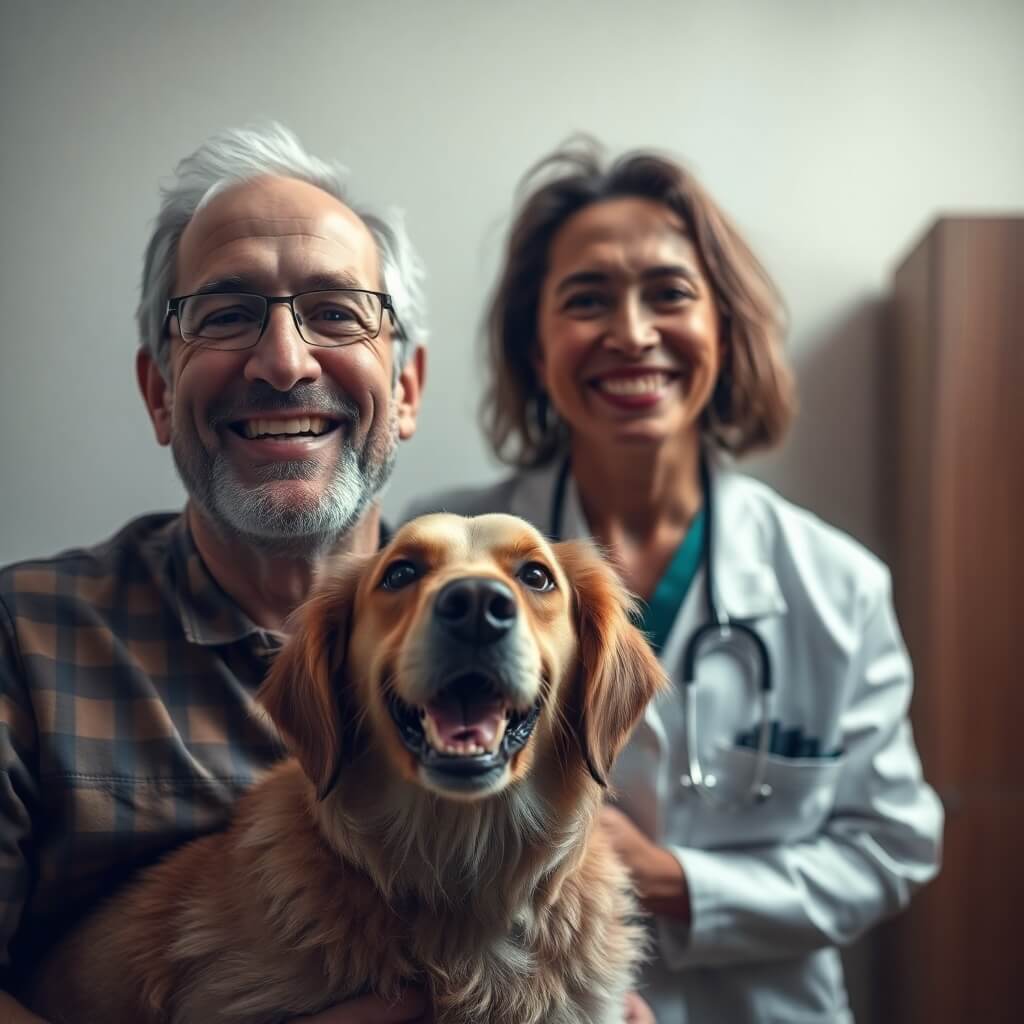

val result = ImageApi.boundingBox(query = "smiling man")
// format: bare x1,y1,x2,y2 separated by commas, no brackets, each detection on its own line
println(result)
139,169,423,631
0,126,428,1023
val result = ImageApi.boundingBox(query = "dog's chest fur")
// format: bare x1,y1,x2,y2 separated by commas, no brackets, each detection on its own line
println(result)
30,762,640,1024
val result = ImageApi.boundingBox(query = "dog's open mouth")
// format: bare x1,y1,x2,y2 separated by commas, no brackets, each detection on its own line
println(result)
388,672,541,778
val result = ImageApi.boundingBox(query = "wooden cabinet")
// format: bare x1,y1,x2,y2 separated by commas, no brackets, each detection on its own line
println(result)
875,218,1023,1023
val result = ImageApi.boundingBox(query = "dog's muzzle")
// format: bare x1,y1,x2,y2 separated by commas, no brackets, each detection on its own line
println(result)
387,576,543,792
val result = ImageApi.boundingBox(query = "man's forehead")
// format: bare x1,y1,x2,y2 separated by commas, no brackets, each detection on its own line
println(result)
177,175,379,287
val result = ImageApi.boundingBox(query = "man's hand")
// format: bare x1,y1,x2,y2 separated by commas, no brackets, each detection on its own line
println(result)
289,989,429,1023
623,990,657,1023
599,805,691,923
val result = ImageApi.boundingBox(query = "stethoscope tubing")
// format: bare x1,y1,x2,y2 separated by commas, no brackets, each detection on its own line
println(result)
550,451,775,807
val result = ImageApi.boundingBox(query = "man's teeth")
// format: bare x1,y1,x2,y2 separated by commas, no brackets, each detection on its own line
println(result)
242,416,329,439
597,373,672,396
421,709,509,757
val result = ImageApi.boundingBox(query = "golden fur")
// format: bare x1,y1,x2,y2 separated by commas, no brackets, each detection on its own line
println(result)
28,513,667,1024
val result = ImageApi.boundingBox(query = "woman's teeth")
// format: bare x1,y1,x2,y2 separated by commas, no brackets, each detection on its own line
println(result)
242,416,330,439
596,373,672,396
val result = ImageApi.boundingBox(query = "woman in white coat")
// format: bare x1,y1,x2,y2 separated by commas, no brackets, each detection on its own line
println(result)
409,141,943,1023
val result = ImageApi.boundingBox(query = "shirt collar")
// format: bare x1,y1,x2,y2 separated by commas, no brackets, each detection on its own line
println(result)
167,515,273,647
165,512,394,647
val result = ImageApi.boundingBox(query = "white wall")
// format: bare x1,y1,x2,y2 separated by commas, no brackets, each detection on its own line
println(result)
1,0,1022,566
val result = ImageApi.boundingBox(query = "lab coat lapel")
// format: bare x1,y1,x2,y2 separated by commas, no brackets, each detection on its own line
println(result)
706,461,789,622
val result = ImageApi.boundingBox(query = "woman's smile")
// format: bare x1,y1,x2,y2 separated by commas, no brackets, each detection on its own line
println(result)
587,368,683,411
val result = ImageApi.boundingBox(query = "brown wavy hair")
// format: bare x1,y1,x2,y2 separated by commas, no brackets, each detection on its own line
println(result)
481,138,796,467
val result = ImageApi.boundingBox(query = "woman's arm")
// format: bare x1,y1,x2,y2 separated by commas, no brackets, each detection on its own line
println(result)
599,805,691,923
656,573,944,969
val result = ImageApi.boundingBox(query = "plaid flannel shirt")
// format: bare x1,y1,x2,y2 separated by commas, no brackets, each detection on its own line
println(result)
0,513,289,988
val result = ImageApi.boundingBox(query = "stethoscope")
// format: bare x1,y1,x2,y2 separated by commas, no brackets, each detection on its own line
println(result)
550,453,775,807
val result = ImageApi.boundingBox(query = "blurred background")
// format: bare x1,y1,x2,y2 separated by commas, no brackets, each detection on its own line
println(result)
1,1,1021,1019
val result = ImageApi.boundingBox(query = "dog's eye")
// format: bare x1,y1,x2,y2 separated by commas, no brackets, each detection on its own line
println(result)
381,560,420,591
517,562,555,592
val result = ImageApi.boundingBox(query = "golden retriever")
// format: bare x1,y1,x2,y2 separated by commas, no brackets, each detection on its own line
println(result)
28,513,667,1024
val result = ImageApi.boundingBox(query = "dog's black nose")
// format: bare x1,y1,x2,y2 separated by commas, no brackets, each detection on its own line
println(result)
434,577,517,645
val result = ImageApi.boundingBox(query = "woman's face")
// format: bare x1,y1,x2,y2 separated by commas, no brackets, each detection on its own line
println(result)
535,196,722,456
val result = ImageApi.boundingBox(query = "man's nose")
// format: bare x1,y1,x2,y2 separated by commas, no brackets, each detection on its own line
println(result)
603,297,659,355
243,304,322,391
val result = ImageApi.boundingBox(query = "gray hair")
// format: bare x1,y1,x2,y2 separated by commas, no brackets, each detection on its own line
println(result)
137,123,427,374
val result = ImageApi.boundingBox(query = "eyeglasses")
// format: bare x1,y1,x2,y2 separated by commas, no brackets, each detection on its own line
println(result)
164,289,400,351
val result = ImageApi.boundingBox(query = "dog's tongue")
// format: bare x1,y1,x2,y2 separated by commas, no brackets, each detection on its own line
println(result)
426,691,506,748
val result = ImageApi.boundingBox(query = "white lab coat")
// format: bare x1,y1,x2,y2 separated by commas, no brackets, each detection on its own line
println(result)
406,460,943,1024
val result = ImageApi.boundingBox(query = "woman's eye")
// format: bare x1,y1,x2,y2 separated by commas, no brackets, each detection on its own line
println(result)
563,292,609,316
649,286,693,307
381,560,420,591
517,562,555,592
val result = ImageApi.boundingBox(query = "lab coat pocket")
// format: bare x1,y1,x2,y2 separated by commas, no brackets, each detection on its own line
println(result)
694,743,845,847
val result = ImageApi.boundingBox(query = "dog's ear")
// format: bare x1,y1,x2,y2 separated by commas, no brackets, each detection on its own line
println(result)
258,554,371,799
554,540,668,787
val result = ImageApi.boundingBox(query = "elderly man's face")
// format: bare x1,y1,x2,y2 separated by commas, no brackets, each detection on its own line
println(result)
139,176,421,551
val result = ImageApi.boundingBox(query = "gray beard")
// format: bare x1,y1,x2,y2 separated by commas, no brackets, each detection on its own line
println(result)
170,384,399,557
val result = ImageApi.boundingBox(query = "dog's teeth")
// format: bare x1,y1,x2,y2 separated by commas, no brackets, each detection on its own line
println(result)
418,705,516,757
422,713,445,751
437,740,487,756
490,715,509,753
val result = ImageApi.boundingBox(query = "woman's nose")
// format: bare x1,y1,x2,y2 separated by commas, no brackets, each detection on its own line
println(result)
603,298,659,355
243,303,322,391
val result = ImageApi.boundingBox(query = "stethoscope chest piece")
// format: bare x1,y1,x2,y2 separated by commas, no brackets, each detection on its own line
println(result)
681,619,775,808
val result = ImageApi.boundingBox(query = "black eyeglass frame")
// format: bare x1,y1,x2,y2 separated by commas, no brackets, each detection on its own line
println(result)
163,288,404,349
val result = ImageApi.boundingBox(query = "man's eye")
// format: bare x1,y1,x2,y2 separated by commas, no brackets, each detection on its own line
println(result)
381,560,420,590
314,305,358,322
203,307,258,327
517,562,555,592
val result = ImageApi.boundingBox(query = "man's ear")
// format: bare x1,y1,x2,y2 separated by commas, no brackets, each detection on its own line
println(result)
136,348,172,447
395,344,426,441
